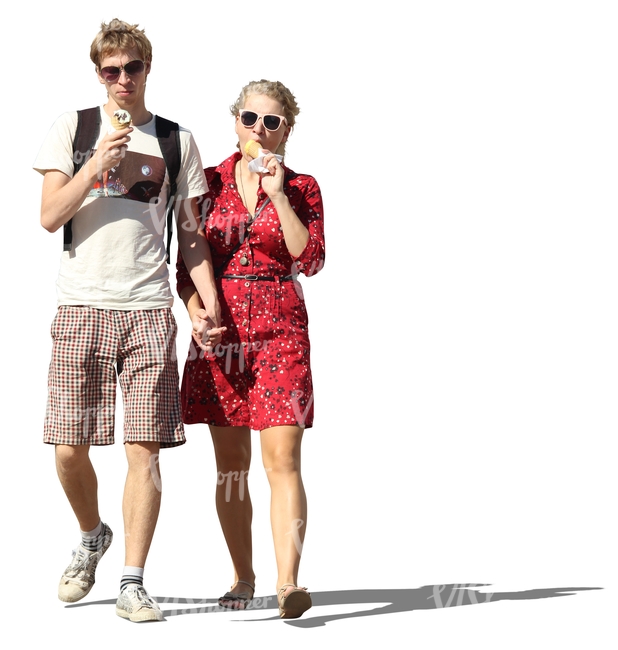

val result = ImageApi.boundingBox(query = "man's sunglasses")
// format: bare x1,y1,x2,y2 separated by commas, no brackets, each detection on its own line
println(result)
99,60,145,83
239,109,287,132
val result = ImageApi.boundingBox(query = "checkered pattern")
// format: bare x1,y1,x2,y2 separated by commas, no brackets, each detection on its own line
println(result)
44,306,185,447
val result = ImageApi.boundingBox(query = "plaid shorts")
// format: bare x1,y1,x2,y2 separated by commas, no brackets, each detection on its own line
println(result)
44,306,185,447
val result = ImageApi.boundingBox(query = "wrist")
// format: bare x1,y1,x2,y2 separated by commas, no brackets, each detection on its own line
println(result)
82,155,103,185
270,192,290,210
188,306,205,321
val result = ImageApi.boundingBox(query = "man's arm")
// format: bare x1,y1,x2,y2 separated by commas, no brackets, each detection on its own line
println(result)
176,197,220,327
179,284,225,351
40,127,132,232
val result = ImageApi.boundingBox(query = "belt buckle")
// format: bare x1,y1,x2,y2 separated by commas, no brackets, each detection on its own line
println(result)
245,274,258,280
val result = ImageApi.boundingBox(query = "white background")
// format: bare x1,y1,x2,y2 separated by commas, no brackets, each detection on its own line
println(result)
1,1,615,647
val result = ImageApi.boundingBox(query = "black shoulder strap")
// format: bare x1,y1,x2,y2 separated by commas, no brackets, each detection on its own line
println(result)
65,111,181,263
155,115,181,263
65,107,101,251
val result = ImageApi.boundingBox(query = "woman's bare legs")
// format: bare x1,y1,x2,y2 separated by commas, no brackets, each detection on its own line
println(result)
210,425,255,597
260,425,307,599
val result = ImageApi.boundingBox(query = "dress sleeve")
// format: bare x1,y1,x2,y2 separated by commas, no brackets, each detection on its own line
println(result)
290,175,325,277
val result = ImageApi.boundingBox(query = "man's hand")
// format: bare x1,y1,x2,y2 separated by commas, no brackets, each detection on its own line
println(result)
191,309,226,351
91,127,132,177
41,127,133,233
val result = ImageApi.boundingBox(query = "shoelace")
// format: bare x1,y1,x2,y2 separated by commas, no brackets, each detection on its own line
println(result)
66,547,98,578
127,585,156,607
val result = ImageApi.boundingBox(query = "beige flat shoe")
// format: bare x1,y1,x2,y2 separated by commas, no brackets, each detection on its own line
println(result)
278,583,312,619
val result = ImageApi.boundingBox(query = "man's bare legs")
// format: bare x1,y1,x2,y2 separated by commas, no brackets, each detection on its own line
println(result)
55,444,111,603
114,441,165,622
55,444,100,531
123,441,161,567
210,426,255,598
56,441,162,567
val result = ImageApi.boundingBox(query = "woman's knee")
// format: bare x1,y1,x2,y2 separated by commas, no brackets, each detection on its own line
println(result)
263,448,301,476
260,427,303,475
211,427,252,471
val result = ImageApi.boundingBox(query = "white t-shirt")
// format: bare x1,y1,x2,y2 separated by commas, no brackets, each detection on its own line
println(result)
34,107,208,310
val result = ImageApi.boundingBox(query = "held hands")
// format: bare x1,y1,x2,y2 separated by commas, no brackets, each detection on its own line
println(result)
191,301,226,352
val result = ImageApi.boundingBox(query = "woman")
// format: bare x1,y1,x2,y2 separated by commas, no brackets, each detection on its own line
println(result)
176,80,325,619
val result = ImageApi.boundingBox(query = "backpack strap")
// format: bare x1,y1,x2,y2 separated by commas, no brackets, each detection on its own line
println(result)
65,107,101,251
65,110,181,263
155,115,181,263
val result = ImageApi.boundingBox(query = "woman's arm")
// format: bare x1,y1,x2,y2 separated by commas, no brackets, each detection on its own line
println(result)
260,154,325,275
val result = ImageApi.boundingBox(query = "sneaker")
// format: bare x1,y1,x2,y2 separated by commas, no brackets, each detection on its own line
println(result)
116,584,163,622
58,523,113,602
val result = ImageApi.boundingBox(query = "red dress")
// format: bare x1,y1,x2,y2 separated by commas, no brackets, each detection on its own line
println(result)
176,153,325,430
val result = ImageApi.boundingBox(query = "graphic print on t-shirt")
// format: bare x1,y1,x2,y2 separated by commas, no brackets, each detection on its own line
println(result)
87,151,166,203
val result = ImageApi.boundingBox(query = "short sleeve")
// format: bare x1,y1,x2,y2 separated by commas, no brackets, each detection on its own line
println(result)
176,129,208,200
33,111,78,177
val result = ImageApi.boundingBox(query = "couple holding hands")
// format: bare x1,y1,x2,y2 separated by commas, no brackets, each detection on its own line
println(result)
34,18,324,622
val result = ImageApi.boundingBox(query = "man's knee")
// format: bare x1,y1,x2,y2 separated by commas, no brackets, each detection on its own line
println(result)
55,444,90,471
125,441,160,469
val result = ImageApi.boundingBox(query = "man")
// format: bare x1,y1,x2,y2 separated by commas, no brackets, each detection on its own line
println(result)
33,19,221,622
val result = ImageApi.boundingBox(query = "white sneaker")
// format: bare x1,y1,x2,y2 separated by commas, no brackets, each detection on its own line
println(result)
116,584,163,622
58,523,113,602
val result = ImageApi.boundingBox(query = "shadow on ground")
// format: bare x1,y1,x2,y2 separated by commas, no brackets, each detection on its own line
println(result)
68,584,603,627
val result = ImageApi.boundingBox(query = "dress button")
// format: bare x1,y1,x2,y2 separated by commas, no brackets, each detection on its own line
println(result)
240,256,249,266
244,282,250,287
242,319,248,327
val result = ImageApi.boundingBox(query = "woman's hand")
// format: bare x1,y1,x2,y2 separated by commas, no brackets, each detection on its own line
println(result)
254,150,310,258
259,150,285,199
191,309,226,351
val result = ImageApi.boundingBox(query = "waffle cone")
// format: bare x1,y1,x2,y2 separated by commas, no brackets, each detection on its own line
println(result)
244,140,262,159
111,110,132,130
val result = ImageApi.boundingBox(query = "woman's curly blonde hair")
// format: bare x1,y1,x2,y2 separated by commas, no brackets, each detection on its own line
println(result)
231,80,300,158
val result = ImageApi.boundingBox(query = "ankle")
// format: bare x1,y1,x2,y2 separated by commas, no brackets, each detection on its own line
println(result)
232,578,255,593
80,520,104,551
120,566,144,592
